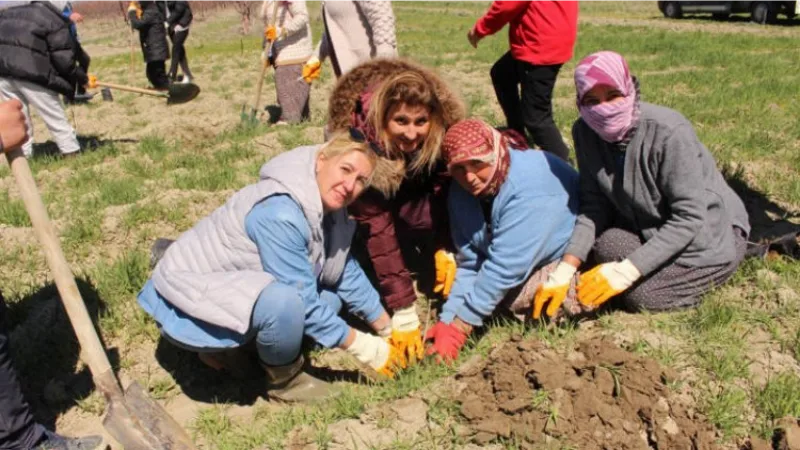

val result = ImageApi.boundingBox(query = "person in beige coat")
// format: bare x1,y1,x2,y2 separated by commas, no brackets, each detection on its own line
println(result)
303,1,398,82
259,0,313,123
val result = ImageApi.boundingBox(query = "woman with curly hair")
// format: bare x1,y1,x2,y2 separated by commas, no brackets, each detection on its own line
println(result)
326,58,465,363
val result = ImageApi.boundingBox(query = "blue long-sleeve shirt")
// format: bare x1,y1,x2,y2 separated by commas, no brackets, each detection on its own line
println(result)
138,194,383,349
439,150,579,327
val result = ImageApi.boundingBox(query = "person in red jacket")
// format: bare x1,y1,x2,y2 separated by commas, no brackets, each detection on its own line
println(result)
326,59,466,363
468,1,578,161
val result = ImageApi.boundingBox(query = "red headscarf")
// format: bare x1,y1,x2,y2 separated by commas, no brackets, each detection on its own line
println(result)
441,119,525,197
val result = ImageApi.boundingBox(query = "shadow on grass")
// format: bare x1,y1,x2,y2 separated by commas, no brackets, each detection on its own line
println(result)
723,165,800,242
2,277,114,429
30,135,138,160
153,338,264,406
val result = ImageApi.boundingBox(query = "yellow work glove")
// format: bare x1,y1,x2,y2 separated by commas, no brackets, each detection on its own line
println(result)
532,262,577,319
87,74,97,89
433,250,456,298
346,330,407,379
302,57,321,84
390,306,424,364
577,259,641,308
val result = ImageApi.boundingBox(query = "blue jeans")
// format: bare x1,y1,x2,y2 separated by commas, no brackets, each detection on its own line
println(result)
161,282,345,367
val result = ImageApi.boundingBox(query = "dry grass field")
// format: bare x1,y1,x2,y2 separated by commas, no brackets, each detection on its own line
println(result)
1,2,799,449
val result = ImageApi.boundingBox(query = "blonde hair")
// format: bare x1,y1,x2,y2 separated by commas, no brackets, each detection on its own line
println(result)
319,131,403,190
367,71,446,175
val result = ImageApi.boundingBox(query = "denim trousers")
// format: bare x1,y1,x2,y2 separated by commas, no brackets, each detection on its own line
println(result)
162,282,345,367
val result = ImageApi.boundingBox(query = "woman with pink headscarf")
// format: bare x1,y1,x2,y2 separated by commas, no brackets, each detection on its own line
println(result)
533,51,750,319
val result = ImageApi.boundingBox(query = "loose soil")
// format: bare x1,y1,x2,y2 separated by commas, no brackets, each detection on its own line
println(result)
454,336,719,449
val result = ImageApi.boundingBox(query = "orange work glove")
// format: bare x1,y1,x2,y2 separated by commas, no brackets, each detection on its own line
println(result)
577,259,641,308
389,306,423,364
127,1,142,19
433,250,456,298
346,330,407,379
302,57,321,83
532,262,577,319
86,74,98,89
264,25,281,42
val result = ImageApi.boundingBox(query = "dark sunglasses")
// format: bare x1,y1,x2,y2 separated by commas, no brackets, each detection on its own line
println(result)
349,127,384,156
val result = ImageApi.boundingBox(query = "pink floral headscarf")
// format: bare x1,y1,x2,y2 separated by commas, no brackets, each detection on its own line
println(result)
574,51,640,143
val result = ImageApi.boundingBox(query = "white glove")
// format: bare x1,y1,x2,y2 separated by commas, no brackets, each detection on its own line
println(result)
345,330,391,370
391,306,420,332
545,262,577,288
164,21,169,29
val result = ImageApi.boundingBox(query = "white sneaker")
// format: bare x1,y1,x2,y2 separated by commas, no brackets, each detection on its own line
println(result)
181,76,193,85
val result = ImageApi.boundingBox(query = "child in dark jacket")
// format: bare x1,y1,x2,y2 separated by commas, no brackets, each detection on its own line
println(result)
128,1,169,90
161,1,193,84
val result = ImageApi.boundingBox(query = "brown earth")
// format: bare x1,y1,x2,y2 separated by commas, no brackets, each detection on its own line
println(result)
454,335,720,450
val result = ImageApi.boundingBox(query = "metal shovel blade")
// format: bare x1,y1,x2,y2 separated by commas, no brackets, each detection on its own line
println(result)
167,83,201,105
96,374,197,450
122,381,197,449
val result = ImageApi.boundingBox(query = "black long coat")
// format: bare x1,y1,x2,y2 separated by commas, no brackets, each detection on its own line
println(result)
0,2,88,98
129,2,169,63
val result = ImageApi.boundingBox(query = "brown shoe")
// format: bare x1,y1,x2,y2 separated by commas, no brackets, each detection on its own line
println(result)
262,355,338,403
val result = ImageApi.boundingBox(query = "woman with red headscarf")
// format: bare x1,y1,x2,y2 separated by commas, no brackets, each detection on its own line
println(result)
533,51,750,319
425,119,579,362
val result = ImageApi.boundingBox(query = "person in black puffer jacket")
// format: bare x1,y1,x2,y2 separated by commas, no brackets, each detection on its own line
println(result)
128,1,170,90
0,1,88,158
160,1,194,84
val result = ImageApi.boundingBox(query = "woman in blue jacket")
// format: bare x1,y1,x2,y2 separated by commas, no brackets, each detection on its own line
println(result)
425,119,579,361
138,133,405,402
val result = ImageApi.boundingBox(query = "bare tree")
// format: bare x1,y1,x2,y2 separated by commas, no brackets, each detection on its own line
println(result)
233,1,253,35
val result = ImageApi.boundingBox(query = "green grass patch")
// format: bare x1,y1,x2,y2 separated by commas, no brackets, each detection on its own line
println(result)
0,190,31,227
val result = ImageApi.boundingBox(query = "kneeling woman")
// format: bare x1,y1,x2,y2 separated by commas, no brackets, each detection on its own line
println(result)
534,51,750,318
425,119,580,361
138,133,404,402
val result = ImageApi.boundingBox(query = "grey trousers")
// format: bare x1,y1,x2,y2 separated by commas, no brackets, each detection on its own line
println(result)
0,78,80,157
274,64,309,123
594,227,748,312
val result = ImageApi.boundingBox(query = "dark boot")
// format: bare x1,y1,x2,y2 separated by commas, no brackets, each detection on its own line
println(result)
197,343,263,380
262,355,336,403
150,238,175,269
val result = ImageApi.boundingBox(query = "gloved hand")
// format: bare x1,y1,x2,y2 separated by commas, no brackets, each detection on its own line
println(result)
302,57,321,84
533,262,577,319
578,259,641,308
346,330,407,378
390,306,423,363
127,1,142,19
87,74,98,89
433,250,456,298
425,321,468,362
264,25,281,42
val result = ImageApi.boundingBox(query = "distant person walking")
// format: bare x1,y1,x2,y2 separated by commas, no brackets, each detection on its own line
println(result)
302,0,397,83
0,1,89,157
468,1,578,161
259,0,312,123
161,1,194,84
128,1,170,90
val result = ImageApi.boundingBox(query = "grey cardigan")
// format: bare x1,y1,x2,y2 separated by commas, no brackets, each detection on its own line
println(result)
565,102,750,276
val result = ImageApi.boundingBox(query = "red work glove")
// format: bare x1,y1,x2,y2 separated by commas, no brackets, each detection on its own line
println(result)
425,321,468,362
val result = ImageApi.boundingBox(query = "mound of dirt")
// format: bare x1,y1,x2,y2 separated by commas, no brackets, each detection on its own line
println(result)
455,336,719,449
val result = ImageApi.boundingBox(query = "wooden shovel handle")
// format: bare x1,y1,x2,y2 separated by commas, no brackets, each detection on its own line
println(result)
4,149,123,397
97,81,168,98
253,1,281,112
